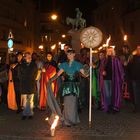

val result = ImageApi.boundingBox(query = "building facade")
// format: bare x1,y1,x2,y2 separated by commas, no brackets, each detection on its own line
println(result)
39,12,69,53
92,0,140,51
0,0,40,55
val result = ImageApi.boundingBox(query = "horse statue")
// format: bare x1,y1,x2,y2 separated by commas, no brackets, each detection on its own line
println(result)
66,8,86,30
79,18,86,28
66,17,77,29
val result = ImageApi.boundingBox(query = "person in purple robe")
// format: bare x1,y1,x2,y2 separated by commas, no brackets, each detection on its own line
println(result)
99,47,124,113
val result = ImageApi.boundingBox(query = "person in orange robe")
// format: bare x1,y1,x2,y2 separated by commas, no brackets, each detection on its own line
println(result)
7,69,17,110
39,52,58,110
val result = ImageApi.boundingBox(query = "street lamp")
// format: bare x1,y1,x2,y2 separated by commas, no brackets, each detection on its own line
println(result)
51,44,56,50
123,35,128,41
7,30,14,52
45,35,48,40
51,14,58,21
39,45,44,50
62,34,66,38
58,42,61,45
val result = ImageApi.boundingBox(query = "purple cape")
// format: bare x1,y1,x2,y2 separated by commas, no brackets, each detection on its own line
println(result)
99,57,124,111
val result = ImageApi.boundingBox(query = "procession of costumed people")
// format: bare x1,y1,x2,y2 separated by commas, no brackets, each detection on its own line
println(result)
6,45,140,128
6,48,88,126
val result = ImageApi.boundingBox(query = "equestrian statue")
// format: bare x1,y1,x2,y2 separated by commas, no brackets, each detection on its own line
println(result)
66,8,86,30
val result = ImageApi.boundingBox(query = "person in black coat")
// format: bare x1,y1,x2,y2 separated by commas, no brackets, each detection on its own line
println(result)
57,44,69,64
128,46,140,112
12,52,23,113
19,52,38,120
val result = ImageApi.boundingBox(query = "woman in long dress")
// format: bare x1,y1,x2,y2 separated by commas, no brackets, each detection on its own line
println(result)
40,52,57,110
56,48,87,127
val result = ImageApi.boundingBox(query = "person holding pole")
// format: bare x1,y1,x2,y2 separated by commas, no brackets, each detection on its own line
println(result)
51,48,88,127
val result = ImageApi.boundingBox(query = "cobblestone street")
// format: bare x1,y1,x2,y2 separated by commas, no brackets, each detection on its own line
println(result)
0,102,140,140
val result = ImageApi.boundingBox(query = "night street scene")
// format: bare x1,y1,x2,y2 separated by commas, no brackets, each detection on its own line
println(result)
1,0,140,140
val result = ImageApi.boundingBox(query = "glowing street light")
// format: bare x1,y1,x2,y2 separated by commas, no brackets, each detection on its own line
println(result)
39,45,44,50
51,44,56,50
51,14,58,21
62,34,66,38
45,35,48,40
124,35,128,41
58,42,61,45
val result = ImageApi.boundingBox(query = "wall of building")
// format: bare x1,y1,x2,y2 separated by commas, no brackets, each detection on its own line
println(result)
0,0,40,53
39,12,69,53
92,0,140,51
123,9,140,48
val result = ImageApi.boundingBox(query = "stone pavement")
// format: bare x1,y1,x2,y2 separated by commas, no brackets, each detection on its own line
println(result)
0,102,140,140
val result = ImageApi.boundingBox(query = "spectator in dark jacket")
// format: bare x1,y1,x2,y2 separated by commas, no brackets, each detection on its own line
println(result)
57,44,69,64
12,52,23,113
129,46,140,112
19,52,38,120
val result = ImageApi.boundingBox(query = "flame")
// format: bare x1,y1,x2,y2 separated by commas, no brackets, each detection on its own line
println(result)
132,50,137,55
102,44,107,47
100,35,111,50
51,115,59,130
98,46,103,50
92,50,98,53
110,45,115,49
106,35,111,46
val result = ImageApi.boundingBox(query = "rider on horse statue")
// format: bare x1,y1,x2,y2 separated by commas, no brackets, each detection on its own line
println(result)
66,8,86,30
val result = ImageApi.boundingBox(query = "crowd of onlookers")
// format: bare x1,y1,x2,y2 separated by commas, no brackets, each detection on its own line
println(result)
0,44,140,120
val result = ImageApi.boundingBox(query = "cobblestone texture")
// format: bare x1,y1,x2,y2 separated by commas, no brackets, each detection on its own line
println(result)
0,102,140,140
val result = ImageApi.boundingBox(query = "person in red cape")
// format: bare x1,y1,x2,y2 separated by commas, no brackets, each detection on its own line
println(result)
39,52,58,109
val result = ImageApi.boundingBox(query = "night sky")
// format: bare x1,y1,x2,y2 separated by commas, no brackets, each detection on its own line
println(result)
39,0,98,25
